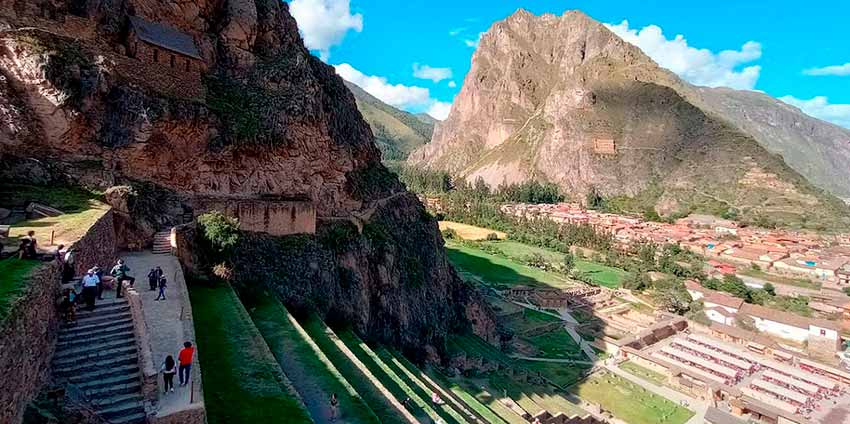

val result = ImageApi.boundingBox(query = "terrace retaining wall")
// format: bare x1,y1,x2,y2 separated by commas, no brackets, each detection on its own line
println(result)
0,208,117,422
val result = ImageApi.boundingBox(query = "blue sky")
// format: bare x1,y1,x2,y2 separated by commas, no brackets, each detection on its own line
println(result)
287,0,850,127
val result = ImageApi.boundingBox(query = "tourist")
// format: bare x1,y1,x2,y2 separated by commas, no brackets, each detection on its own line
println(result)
92,266,104,300
161,355,177,393
148,268,158,291
155,276,167,301
62,248,76,284
81,269,99,311
18,238,30,259
431,392,445,406
23,230,38,259
110,259,134,298
178,341,195,387
55,244,65,266
330,393,339,421
59,288,76,324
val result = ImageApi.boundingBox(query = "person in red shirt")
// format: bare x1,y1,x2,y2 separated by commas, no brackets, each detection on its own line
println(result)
178,341,195,387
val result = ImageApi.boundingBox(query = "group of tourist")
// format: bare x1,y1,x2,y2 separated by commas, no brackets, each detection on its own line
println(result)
147,266,168,300
58,257,137,322
160,341,196,394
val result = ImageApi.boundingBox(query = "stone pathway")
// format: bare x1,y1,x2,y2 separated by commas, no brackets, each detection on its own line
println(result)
120,250,202,418
508,355,595,366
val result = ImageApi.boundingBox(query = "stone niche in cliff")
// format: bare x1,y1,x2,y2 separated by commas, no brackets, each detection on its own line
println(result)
192,195,315,236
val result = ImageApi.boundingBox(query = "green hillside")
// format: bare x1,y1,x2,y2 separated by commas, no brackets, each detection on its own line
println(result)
344,80,435,160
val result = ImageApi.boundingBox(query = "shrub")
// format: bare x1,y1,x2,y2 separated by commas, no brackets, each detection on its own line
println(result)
197,212,240,253
485,232,500,241
441,228,458,239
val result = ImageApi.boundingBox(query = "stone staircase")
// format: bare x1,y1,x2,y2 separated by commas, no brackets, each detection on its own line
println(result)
52,297,146,424
151,231,171,255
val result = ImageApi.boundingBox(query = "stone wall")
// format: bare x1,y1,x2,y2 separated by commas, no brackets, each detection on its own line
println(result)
192,196,316,236
0,208,117,422
0,262,60,424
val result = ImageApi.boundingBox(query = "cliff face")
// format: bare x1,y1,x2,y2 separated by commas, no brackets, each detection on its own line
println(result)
0,0,494,354
409,9,850,229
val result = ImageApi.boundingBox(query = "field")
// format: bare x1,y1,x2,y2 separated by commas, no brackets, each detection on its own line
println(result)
570,371,693,424
445,241,575,289
619,361,669,386
0,258,42,321
187,283,312,424
0,184,109,251
439,221,507,240
522,329,585,360
501,308,561,334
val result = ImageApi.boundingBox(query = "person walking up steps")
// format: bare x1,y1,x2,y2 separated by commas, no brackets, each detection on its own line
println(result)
81,269,99,311
178,341,195,387
111,259,134,298
155,276,167,301
161,355,177,393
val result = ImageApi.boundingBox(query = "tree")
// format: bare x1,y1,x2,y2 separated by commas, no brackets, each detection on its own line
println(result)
720,274,750,300
198,211,240,253
623,272,651,291
585,187,606,210
763,283,776,296
562,252,576,275
652,278,693,314
749,289,772,305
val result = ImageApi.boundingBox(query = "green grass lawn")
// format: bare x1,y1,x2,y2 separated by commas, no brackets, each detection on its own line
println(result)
502,308,562,334
571,371,693,424
187,282,312,424
445,241,575,289
619,361,669,386
245,294,380,423
298,316,411,424
520,360,592,388
522,329,585,360
0,258,42,321
450,378,526,424
739,268,822,290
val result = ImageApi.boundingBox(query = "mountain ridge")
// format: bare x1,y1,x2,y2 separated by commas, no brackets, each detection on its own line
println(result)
409,9,850,230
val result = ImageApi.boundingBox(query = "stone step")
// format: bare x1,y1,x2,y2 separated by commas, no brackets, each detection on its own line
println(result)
59,320,134,341
54,336,137,361
73,303,131,320
83,379,142,398
100,399,145,421
53,353,139,377
91,392,144,408
65,363,140,386
109,411,146,424
58,328,135,350
64,311,132,328
53,345,137,368
77,372,140,392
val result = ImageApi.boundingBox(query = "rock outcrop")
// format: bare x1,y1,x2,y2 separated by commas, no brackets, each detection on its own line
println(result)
409,9,850,230
0,0,495,354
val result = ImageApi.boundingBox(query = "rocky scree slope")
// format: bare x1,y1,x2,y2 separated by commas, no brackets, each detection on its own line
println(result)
409,9,850,230
0,0,495,355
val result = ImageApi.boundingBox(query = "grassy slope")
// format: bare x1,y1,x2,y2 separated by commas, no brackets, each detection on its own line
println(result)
344,81,434,160
522,329,585,360
445,241,575,289
619,361,668,386
0,258,42,321
298,316,412,424
571,371,692,424
187,283,312,424
245,294,380,424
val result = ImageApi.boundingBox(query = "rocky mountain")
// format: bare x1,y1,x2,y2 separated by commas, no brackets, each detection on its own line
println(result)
409,9,850,230
344,80,434,161
695,87,850,198
0,0,494,355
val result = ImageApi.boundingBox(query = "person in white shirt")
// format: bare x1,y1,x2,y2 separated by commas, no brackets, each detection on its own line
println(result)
81,269,99,311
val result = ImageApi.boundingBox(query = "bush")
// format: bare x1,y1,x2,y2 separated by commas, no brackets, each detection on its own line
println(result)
441,228,458,239
198,212,240,253
486,232,500,241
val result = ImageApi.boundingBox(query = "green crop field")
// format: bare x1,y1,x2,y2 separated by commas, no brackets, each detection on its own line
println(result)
522,329,585,360
188,283,312,424
246,294,380,423
0,258,42,321
520,360,592,388
571,371,693,424
502,308,561,334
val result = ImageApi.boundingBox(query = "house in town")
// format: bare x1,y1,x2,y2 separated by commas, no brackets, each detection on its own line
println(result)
739,303,841,354
772,256,850,282
719,248,787,270
685,281,743,326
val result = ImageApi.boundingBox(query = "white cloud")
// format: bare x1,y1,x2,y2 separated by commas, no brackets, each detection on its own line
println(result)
464,32,484,48
335,63,452,120
803,63,850,77
413,63,453,83
448,27,466,36
448,81,457,88
779,96,850,129
604,20,762,90
289,0,363,61
427,101,452,120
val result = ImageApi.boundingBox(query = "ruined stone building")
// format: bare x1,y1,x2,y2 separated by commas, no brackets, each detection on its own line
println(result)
127,16,205,73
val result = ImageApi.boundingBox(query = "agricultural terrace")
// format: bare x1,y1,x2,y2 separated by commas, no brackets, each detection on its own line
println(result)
439,221,506,240
570,370,693,424
188,282,312,424
0,258,41,321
